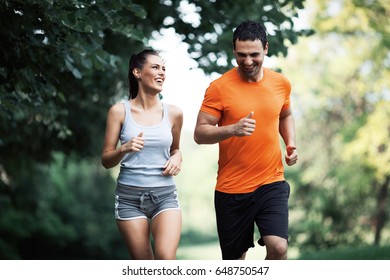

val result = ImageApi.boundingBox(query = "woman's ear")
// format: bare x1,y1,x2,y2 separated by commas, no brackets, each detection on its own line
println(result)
132,68,141,79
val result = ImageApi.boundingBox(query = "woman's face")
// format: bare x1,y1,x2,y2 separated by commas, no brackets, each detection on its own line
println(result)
136,54,166,93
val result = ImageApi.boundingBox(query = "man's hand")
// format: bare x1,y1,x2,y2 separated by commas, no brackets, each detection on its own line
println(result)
285,145,298,166
235,111,256,137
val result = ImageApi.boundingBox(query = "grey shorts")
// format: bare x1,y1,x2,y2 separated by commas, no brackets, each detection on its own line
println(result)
115,183,180,220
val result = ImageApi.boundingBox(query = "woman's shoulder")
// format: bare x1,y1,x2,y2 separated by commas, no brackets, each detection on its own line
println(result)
166,103,183,125
108,101,126,120
167,103,183,116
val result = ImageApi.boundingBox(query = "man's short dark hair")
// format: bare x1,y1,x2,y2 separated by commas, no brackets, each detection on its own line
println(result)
233,20,268,50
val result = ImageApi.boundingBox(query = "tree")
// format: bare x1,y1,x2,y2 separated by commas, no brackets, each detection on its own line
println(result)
281,0,390,252
0,0,310,179
344,101,390,245
0,0,310,259
0,153,127,259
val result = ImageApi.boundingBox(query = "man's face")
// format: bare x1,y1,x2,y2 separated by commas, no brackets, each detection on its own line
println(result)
234,39,268,82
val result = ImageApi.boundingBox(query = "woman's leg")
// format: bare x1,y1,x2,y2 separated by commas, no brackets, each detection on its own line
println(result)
116,219,154,260
151,210,182,260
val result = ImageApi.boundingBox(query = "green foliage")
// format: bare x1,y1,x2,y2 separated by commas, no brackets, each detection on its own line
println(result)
297,244,390,260
344,101,390,182
171,0,314,73
281,0,390,252
0,0,310,259
1,0,389,260
0,153,127,259
0,0,145,165
0,0,311,166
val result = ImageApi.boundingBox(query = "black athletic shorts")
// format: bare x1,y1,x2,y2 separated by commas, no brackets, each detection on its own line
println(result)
214,181,290,260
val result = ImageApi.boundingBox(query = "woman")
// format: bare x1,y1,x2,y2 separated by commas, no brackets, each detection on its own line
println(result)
101,49,183,260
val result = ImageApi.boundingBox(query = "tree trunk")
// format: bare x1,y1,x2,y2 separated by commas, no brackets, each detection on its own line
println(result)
374,176,390,245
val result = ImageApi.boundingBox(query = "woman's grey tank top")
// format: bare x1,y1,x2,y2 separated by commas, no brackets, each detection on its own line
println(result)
117,100,175,187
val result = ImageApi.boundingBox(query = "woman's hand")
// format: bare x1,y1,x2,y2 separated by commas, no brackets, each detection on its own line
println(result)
162,150,182,176
121,132,144,153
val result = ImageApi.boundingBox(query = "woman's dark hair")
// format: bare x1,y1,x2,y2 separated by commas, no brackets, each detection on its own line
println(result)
128,49,159,99
232,20,268,50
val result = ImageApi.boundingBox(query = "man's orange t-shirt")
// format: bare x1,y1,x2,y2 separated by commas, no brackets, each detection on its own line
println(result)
200,68,291,194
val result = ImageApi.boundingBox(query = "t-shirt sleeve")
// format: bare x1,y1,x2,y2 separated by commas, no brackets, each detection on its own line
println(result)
200,82,223,118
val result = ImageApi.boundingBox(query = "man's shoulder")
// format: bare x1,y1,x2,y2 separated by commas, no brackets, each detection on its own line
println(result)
265,68,289,80
264,68,291,87
211,68,240,85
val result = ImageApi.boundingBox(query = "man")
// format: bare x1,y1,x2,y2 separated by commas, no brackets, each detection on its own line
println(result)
194,20,298,260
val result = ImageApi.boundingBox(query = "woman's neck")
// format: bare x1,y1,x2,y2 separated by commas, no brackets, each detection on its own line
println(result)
131,93,160,110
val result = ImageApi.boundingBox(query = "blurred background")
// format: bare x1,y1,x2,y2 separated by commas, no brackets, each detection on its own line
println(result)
0,0,389,260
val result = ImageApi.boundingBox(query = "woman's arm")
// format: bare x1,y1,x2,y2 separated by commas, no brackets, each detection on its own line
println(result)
162,104,183,176
101,103,145,169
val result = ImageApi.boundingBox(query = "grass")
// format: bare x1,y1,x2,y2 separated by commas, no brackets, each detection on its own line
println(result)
177,241,390,260
297,245,390,260
177,241,268,260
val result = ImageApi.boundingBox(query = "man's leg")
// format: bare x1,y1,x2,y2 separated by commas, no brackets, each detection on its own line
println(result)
262,235,288,260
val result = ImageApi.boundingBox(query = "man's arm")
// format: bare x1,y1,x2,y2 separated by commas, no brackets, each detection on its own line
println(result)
194,111,256,145
279,107,298,166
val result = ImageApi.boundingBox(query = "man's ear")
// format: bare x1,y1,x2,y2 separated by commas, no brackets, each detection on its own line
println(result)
264,42,269,55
